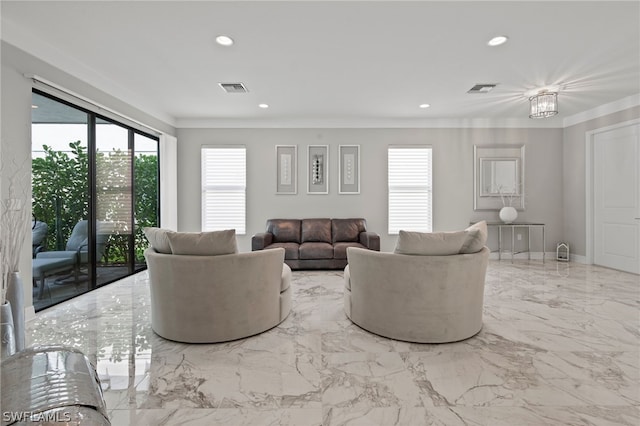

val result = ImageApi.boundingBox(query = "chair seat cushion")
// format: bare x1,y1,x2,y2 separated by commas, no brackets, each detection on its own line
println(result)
32,258,75,276
394,230,467,255
35,251,77,261
299,242,333,259
266,243,300,260
143,227,174,254
460,221,488,254
167,229,238,255
334,242,366,259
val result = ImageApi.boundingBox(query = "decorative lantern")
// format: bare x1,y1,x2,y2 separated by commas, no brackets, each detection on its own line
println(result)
556,242,569,262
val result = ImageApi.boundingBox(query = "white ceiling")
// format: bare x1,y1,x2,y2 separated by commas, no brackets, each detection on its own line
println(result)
3,1,639,128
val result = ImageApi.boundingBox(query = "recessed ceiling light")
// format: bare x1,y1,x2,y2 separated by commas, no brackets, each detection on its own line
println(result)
419,104,431,109
258,103,269,109
31,105,38,109
215,35,234,46
487,36,508,47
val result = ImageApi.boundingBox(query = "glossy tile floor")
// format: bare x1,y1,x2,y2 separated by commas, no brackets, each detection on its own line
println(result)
27,261,639,425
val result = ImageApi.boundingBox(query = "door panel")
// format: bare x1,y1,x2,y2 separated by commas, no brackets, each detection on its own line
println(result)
594,123,639,274
602,224,637,257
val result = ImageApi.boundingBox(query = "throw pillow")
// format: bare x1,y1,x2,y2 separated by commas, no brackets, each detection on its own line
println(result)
167,229,238,255
459,221,488,254
394,230,467,255
143,227,174,254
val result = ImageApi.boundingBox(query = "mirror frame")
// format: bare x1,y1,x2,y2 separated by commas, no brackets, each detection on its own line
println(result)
474,145,525,211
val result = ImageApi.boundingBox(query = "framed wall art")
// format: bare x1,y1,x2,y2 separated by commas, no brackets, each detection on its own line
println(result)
276,145,297,194
307,145,329,194
338,145,360,194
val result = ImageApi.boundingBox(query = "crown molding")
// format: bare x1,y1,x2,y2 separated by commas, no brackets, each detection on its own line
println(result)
1,19,177,129
4,15,636,131
175,116,563,129
563,93,640,128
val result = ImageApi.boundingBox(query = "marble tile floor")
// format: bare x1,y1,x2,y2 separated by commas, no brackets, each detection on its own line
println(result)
26,260,639,426
32,266,136,312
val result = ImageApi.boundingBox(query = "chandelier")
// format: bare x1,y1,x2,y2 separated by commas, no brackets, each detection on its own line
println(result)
529,91,558,119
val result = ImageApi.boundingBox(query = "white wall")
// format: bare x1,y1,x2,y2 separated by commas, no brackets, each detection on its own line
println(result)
177,127,564,253
1,42,176,315
1,42,33,312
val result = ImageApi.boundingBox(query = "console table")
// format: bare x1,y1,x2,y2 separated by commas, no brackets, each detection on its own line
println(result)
486,222,546,263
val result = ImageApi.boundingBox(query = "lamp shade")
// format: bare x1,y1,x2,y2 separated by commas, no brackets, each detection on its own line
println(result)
529,92,558,119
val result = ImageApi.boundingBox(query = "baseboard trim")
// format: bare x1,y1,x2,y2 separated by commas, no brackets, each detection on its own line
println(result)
570,254,588,264
488,251,549,261
25,306,36,323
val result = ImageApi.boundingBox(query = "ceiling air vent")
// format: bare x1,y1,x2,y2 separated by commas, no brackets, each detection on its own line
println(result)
218,82,248,93
467,84,497,94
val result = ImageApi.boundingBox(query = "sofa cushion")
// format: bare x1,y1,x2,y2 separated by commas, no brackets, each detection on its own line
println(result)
266,242,300,260
167,229,238,255
302,219,332,243
143,227,174,254
267,219,301,243
460,221,488,254
332,218,366,243
334,242,366,259
299,242,334,259
394,230,467,256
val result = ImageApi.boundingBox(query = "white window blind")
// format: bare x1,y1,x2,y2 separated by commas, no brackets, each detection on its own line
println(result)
201,146,246,234
388,146,432,234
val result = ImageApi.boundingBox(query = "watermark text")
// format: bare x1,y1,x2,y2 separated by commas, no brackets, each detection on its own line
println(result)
2,411,72,422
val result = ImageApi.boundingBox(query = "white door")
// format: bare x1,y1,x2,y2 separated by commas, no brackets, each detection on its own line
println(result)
593,123,640,274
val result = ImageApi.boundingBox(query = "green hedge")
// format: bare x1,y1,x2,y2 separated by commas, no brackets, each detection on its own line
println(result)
32,141,158,265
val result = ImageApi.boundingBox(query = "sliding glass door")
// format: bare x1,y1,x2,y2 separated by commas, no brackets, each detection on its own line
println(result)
31,90,159,311
32,92,90,310
95,118,133,286
134,134,159,269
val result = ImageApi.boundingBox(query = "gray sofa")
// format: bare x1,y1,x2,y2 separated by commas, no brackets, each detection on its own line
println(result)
251,218,380,270
344,221,490,343
144,228,291,343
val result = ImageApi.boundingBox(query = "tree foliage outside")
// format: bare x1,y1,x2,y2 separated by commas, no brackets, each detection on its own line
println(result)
134,153,158,262
32,141,89,252
32,141,158,265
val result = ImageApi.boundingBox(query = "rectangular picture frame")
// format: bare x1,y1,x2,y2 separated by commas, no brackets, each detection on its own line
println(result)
307,145,329,194
339,145,360,194
276,145,297,194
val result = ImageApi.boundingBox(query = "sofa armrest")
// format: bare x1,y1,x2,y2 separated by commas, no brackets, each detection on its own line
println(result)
252,232,273,251
359,231,380,251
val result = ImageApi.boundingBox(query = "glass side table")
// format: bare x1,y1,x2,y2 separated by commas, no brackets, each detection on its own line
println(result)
487,222,546,263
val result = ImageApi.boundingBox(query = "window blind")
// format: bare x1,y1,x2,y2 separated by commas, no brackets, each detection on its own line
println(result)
201,146,246,234
388,146,432,234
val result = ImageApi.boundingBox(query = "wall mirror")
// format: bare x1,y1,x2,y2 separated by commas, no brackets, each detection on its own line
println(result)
479,158,520,196
474,145,525,210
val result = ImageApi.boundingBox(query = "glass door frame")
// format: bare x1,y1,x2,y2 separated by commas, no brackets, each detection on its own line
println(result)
32,89,160,307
